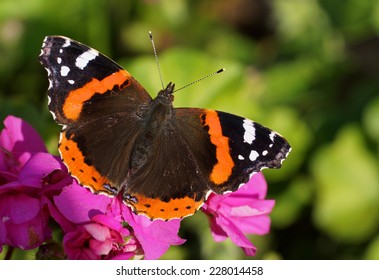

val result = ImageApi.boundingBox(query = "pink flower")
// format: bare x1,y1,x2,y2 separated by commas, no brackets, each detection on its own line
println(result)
0,116,71,252
0,115,277,259
53,183,185,260
202,173,275,256
0,115,47,174
63,213,141,260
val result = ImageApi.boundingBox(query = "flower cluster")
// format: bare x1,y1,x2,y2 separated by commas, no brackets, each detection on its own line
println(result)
0,115,275,259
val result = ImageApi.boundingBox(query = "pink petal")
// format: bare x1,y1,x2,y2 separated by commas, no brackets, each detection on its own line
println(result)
64,228,89,248
89,238,112,255
244,173,268,199
0,170,17,183
109,252,135,260
6,215,51,250
0,180,22,195
208,215,228,242
18,153,64,187
0,220,7,246
54,183,112,224
91,214,125,233
83,223,111,241
216,215,256,254
41,196,75,233
123,206,185,260
0,116,47,168
230,199,275,217
0,193,40,224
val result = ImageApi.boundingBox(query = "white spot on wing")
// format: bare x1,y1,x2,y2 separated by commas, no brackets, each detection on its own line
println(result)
68,79,75,84
262,150,268,156
62,39,71,48
243,119,256,144
238,155,245,160
57,57,62,64
60,66,70,76
269,131,276,142
75,49,99,70
249,150,259,161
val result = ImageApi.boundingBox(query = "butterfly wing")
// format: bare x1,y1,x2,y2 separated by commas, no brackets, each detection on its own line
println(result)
123,108,291,220
39,36,152,195
175,109,291,193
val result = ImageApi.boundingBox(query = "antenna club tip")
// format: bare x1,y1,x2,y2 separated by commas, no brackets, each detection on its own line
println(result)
149,31,153,38
217,68,225,73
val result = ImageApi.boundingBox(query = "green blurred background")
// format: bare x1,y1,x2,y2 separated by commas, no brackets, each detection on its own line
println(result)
1,0,379,260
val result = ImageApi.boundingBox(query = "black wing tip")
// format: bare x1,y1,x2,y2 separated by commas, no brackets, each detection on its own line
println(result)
273,140,291,168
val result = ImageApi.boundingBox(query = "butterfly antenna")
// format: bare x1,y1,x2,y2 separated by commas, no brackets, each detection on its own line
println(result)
149,31,165,90
173,68,225,93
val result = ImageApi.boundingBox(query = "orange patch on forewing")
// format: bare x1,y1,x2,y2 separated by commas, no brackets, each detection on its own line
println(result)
62,69,130,120
126,193,203,220
59,131,111,193
203,110,234,184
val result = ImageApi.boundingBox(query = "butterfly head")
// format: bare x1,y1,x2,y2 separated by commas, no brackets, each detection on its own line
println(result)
156,82,175,105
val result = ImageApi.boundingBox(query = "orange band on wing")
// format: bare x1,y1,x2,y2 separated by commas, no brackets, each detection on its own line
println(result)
126,193,203,220
62,69,130,120
204,110,234,184
59,131,111,194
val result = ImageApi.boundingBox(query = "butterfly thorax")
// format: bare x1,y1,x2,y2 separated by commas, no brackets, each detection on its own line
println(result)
129,82,176,172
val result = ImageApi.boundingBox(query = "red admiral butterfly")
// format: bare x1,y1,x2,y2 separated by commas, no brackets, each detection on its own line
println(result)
39,35,291,220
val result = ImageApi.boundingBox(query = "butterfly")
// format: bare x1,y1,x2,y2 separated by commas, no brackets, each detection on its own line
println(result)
39,35,291,220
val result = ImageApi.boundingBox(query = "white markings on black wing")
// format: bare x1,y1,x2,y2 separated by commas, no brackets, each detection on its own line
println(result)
234,120,291,190
249,150,259,161
240,117,290,164
217,112,291,181
75,49,99,70
62,38,71,48
60,66,70,76
40,36,101,93
45,67,53,90
268,131,275,148
242,119,256,144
